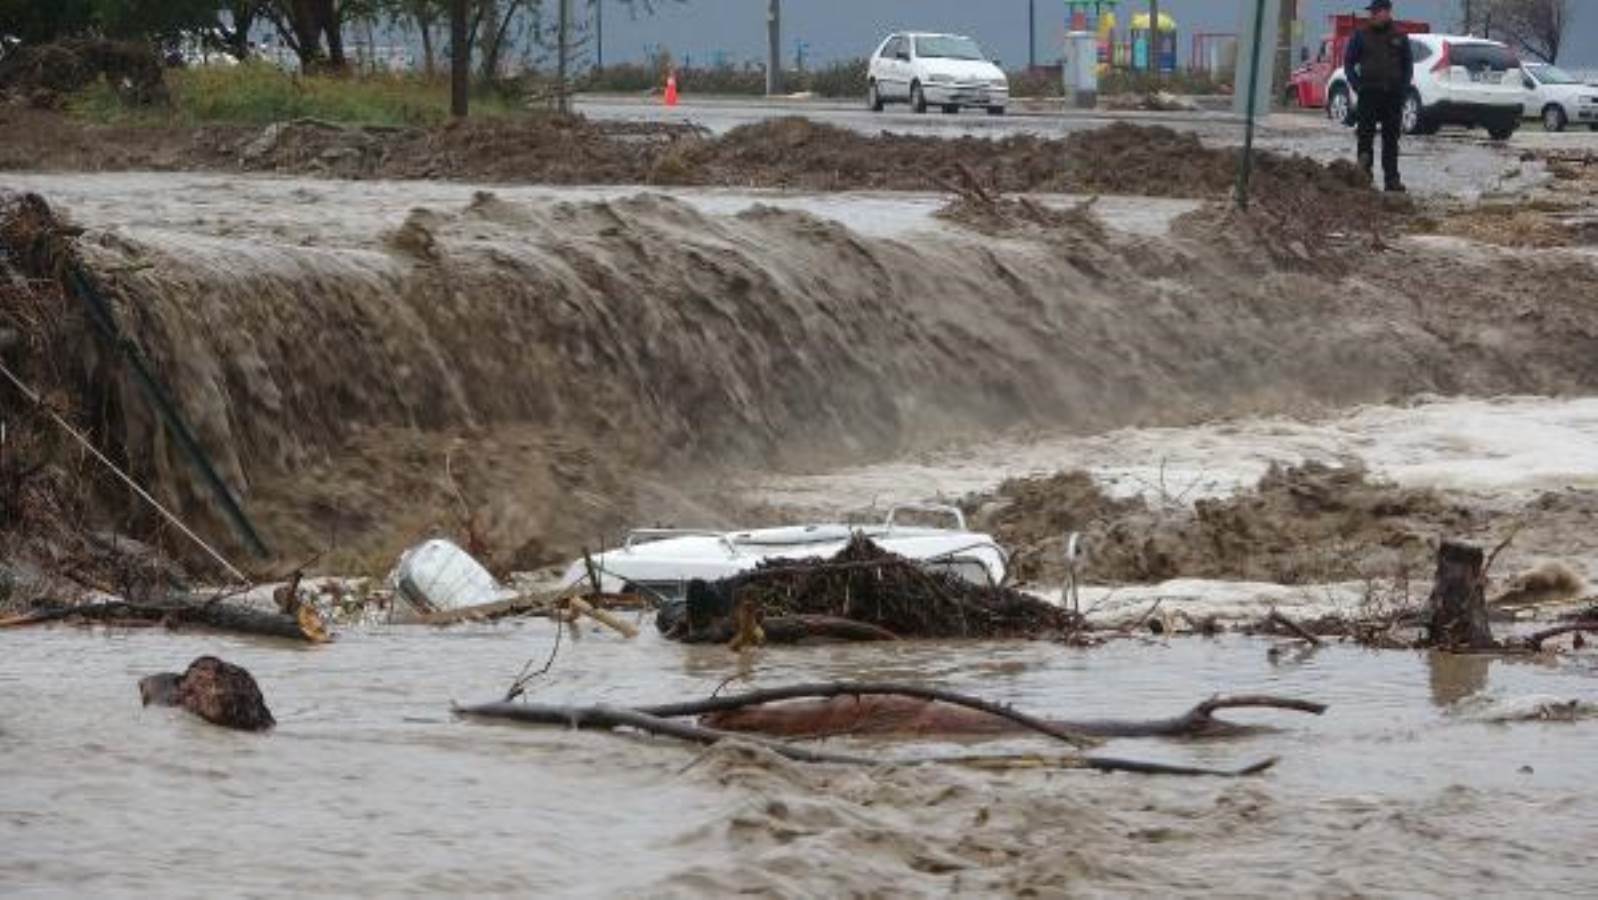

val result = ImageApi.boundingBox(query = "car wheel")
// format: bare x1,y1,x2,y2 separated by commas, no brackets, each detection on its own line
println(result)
867,81,884,112
1328,86,1354,127
1401,92,1424,135
942,104,959,114
910,82,927,114
1487,121,1516,141
1542,104,1568,132
987,105,1005,116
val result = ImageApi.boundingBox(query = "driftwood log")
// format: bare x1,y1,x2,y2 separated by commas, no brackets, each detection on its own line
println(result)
0,598,328,643
454,700,1279,778
1425,541,1496,650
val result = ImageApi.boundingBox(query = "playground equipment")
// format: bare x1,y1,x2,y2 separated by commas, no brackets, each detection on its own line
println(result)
1070,3,1178,75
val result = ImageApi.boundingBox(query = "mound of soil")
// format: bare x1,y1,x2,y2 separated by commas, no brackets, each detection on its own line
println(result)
0,107,1376,217
975,462,1476,586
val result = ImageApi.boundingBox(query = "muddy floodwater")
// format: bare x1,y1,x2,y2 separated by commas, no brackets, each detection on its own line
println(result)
3,624,1595,896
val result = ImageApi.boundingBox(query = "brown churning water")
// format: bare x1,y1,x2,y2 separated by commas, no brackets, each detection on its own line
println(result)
2,623,1595,895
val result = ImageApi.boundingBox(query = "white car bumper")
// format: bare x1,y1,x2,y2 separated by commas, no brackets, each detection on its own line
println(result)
924,83,1008,107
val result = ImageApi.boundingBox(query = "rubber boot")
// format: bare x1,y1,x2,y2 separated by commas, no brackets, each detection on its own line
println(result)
1384,175,1407,194
1358,151,1375,186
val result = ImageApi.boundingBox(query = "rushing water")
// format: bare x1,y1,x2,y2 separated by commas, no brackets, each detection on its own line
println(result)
3,621,1595,896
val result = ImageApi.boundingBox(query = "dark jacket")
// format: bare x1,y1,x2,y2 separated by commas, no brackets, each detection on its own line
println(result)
1344,24,1414,93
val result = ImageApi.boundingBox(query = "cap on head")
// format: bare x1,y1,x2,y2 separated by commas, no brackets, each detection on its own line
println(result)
1367,0,1393,11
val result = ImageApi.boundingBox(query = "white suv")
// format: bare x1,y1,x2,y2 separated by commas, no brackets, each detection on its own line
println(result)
1521,62,1598,132
1327,34,1523,140
867,32,1009,116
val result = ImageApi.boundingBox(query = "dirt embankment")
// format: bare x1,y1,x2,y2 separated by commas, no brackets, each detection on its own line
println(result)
974,461,1598,592
4,156,1598,580
0,108,1365,201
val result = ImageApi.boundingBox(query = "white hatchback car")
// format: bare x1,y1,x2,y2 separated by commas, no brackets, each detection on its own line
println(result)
1520,62,1598,132
1327,34,1523,140
867,32,1009,115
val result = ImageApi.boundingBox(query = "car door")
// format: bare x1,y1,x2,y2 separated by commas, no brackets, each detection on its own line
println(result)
1521,70,1538,116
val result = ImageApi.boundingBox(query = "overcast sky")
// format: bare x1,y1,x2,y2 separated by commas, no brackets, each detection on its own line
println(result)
597,0,1597,70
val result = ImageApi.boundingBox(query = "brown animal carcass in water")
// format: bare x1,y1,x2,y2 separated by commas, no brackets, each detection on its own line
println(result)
139,656,275,732
702,696,1016,739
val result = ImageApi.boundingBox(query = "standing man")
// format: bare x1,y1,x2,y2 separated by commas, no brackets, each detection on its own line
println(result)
1344,0,1414,192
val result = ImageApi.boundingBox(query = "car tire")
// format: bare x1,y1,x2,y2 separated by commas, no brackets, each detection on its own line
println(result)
942,104,959,114
1487,121,1516,141
1590,124,1598,132
910,82,927,114
1542,104,1568,132
867,81,884,112
987,105,1005,116
1328,85,1354,127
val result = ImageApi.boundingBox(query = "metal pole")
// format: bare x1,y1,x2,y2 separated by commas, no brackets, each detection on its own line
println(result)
1236,0,1268,209
450,0,468,117
766,0,781,96
557,0,571,113
595,0,603,70
1029,0,1041,69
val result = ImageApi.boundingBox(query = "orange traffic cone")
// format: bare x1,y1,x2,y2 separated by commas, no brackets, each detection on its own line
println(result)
664,71,679,107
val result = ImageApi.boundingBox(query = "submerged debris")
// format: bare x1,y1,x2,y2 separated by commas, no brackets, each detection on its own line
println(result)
139,656,275,732
661,536,1077,643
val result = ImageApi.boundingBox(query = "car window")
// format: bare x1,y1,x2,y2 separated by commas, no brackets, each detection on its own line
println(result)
1451,43,1519,71
1409,41,1432,64
1527,63,1579,84
913,35,987,61
883,36,905,59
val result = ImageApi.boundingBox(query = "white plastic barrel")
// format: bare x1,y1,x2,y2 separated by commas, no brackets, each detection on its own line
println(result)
389,539,502,613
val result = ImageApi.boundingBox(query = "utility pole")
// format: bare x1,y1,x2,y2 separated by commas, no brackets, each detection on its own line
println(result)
1028,0,1036,69
595,0,603,70
450,0,468,117
557,0,572,112
766,0,781,96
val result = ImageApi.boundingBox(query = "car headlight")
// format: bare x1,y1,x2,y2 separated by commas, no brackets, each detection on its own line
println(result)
926,73,953,84
989,78,1008,88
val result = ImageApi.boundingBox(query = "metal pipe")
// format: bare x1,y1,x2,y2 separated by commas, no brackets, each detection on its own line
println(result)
1236,0,1268,209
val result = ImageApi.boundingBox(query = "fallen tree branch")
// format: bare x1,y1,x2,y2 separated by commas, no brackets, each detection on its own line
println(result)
566,596,640,638
454,701,1277,777
1523,621,1598,651
1267,608,1325,647
0,598,327,643
634,682,1099,748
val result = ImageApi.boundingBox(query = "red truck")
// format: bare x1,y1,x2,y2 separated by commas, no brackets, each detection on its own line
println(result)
1286,14,1431,109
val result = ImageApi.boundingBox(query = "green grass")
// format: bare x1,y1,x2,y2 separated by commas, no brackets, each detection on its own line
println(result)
70,62,523,127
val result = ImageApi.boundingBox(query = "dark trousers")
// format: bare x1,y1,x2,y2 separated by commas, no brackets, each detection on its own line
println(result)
1356,87,1404,181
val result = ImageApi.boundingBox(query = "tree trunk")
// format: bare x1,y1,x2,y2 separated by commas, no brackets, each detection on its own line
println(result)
418,12,436,77
1424,541,1496,649
318,0,346,70
288,0,326,70
450,0,469,117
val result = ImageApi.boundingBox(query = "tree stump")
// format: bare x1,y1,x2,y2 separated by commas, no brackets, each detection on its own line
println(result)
1424,541,1496,650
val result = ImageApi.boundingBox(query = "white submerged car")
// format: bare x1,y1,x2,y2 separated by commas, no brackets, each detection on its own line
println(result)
560,504,1009,603
1521,62,1598,132
867,32,1009,116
